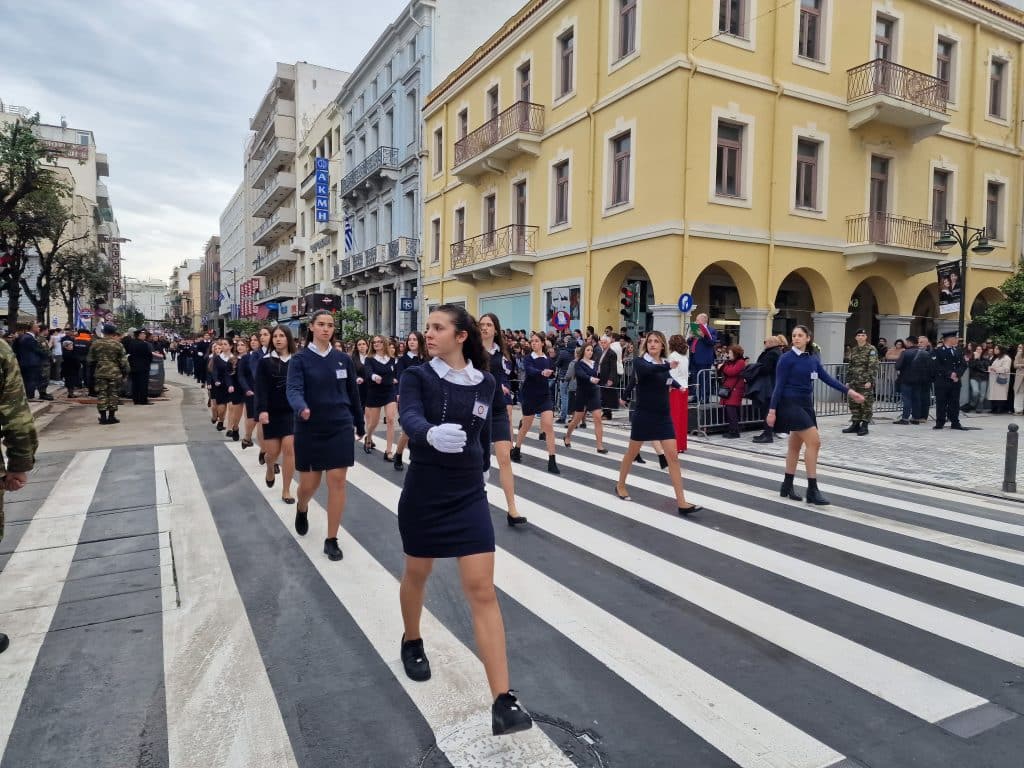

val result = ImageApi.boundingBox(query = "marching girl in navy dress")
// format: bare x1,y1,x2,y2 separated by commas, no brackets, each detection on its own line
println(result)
286,310,366,562
352,338,372,447
615,331,701,515
210,340,231,432
767,324,865,505
363,335,399,460
479,312,526,526
393,331,428,471
256,326,296,504
251,327,273,466
223,338,248,441
509,332,560,474
563,343,607,453
396,304,534,736
238,334,261,449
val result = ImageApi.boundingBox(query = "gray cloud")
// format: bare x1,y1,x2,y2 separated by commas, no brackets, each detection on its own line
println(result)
0,0,411,283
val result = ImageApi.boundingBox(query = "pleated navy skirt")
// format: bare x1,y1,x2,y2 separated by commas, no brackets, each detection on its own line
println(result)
490,412,512,443
398,464,495,558
776,396,816,433
294,422,355,471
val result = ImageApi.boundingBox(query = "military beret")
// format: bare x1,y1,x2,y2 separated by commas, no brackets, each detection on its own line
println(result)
102,323,117,335
941,330,958,339
854,329,868,335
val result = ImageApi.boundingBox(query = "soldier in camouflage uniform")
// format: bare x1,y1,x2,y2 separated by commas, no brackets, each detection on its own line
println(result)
843,329,880,436
36,332,52,400
0,337,39,654
86,324,129,425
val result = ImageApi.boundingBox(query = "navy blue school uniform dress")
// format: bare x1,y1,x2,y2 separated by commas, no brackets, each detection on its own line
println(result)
630,354,678,442
397,358,495,558
365,355,398,408
519,352,554,415
488,344,513,442
768,348,849,433
286,343,365,471
354,353,370,410
256,352,293,440
239,349,262,420
574,358,602,413
211,354,232,405
226,357,245,405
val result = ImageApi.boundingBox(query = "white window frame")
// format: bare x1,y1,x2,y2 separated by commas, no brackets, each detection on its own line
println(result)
430,217,441,265
928,159,958,228
870,5,903,63
432,126,444,177
709,106,754,209
715,0,756,53
986,50,1012,126
789,126,830,220
983,172,1009,244
602,118,637,216
792,0,832,73
608,0,641,73
509,174,530,231
552,19,578,106
933,29,961,109
549,151,574,232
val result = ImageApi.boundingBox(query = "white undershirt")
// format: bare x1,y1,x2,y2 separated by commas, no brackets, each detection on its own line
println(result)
429,356,484,385
270,351,291,362
308,341,332,358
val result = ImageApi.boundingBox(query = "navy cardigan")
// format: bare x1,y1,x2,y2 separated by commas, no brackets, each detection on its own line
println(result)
520,353,554,403
286,347,365,434
768,350,848,410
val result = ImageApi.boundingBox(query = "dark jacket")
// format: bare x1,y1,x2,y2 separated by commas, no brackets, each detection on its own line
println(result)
127,339,154,373
14,333,48,369
930,345,968,387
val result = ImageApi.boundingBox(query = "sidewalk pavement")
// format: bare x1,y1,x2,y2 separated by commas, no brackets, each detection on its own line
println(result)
689,410,1024,501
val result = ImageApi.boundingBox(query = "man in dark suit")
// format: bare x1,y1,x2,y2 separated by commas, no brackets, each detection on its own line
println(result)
597,335,618,420
128,329,155,404
13,323,50,400
931,330,967,430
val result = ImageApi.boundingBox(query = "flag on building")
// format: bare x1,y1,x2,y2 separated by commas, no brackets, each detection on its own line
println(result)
344,216,354,254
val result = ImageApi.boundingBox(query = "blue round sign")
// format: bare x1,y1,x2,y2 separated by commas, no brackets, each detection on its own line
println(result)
677,293,694,313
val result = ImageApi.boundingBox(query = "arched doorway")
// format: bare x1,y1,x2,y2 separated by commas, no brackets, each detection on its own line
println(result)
910,286,938,340
598,260,655,338
845,277,899,345
691,262,757,347
967,287,1005,342
773,269,830,337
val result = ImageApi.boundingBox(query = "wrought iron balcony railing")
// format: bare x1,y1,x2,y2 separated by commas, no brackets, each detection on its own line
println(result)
454,101,545,168
341,146,400,197
388,236,419,261
846,213,942,251
450,225,538,270
847,59,948,113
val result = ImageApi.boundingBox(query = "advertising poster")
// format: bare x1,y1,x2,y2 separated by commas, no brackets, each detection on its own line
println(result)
544,285,581,332
937,260,962,315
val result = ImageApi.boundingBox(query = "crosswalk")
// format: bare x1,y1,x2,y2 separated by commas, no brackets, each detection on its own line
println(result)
0,420,1022,767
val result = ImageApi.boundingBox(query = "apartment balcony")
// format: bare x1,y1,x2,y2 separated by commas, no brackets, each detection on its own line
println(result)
387,236,419,265
317,215,340,235
333,259,351,281
449,225,538,281
251,171,297,218
453,102,544,183
95,181,109,202
299,168,319,199
847,60,950,141
249,138,297,187
289,235,309,254
95,152,109,178
844,213,945,275
250,63,297,133
252,99,296,150
254,281,298,305
340,146,400,201
252,245,298,277
253,207,297,247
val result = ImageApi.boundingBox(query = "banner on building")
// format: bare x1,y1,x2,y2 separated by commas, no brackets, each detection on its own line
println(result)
239,278,261,318
109,243,122,297
314,157,330,224
937,260,962,315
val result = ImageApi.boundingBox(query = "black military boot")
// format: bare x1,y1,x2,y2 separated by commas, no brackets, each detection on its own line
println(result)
108,409,120,424
857,421,869,436
97,409,109,425
841,421,860,434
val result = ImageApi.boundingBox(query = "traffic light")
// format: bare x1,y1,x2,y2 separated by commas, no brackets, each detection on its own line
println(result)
620,286,634,319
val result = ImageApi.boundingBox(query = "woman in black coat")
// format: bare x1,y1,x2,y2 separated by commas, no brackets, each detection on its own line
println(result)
751,334,786,443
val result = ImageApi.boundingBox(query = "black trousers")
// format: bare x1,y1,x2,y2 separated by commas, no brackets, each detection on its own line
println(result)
933,383,959,426
131,369,150,403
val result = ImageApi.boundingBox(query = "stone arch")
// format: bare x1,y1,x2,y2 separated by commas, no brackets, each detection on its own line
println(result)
690,261,759,346
597,259,656,335
773,267,834,334
911,285,939,340
845,276,901,342
969,286,1005,318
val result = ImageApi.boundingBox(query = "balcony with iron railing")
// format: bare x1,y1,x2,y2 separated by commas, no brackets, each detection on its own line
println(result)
847,59,950,141
449,224,538,281
251,171,297,218
254,280,299,304
253,207,297,247
252,99,296,149
453,101,544,183
387,236,419,263
249,137,297,187
252,245,298,277
844,213,944,274
341,146,400,199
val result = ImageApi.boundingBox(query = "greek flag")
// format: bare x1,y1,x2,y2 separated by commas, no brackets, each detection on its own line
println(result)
344,216,354,254
73,296,85,329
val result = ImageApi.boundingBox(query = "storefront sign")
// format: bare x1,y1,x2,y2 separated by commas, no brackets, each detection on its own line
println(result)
314,157,330,224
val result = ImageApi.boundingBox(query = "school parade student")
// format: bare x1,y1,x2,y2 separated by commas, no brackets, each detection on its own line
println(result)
86,324,129,425
286,310,365,561
393,331,427,471
353,337,371,434
223,338,248,441
237,334,260,449
395,304,533,736
841,329,879,436
767,325,866,505
479,312,526,525
931,330,968,430
257,326,297,504
614,331,700,515
210,339,233,432
363,335,399,460
510,331,559,474
563,343,607,453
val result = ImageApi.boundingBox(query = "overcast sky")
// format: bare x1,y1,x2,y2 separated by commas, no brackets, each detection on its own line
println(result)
1,0,410,284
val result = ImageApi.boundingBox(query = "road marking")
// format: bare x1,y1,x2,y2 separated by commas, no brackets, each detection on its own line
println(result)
155,445,298,768
339,461,848,768
0,449,109,760
227,443,577,768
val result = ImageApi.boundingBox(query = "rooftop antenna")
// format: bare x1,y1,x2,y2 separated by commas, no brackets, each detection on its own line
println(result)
60,115,67,128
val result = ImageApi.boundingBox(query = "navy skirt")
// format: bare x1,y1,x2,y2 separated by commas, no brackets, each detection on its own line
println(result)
776,397,816,433
294,422,355,471
520,391,553,415
366,385,396,408
244,394,257,420
490,412,512,443
212,386,230,405
572,386,600,414
630,406,676,442
263,409,294,440
398,463,495,558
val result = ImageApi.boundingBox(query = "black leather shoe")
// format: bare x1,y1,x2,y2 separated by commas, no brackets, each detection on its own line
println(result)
394,454,404,470
547,455,560,475
780,483,803,501
324,537,343,561
841,422,860,434
634,455,646,464
677,504,702,515
295,509,308,536
932,425,944,430
805,487,830,506
401,635,431,682
108,412,120,424
507,513,528,527
510,446,521,463
950,424,967,430
0,632,8,654
658,454,669,469
492,691,533,736
258,451,266,466
857,422,869,436
752,433,774,443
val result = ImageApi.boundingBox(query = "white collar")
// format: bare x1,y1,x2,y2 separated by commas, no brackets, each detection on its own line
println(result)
406,350,418,358
429,356,484,385
270,350,291,361
374,354,390,363
489,342,500,354
531,351,545,359
791,346,807,355
643,353,663,364
219,352,230,361
308,341,332,358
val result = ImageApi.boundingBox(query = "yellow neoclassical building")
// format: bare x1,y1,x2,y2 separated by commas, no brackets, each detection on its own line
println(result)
421,0,1024,361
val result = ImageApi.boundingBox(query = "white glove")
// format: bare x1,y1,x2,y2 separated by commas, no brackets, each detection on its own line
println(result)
483,471,489,486
426,423,467,453
372,374,382,384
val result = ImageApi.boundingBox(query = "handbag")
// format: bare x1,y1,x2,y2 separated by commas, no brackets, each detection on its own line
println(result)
717,386,732,399
997,374,1009,386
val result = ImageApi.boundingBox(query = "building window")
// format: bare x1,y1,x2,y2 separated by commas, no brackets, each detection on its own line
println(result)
406,91,417,144
553,160,570,225
454,207,466,251
431,219,440,264
611,132,632,206
875,16,895,61
486,86,500,119
483,194,497,246
716,122,743,198
932,170,950,228
518,61,532,102
558,29,575,98
936,37,955,102
433,127,443,174
798,0,822,61
404,191,415,239
719,0,746,38
986,181,1003,239
617,0,637,60
457,109,469,140
794,138,819,210
989,58,1007,119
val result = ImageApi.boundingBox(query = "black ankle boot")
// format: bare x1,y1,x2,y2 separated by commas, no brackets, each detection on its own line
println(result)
547,455,560,475
752,430,773,443
510,446,521,463
779,473,802,501
97,410,108,425
857,421,869,436
107,410,120,424
841,421,860,434
492,690,533,736
658,454,669,469
805,478,830,506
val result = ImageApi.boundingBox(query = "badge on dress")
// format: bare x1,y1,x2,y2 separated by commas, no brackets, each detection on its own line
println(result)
810,372,818,380
336,367,348,380
472,399,489,419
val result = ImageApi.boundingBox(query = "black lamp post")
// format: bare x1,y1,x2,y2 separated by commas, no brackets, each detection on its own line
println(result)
933,218,995,341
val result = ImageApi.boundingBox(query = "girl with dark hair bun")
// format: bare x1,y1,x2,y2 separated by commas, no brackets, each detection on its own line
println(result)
257,325,297,503
510,331,559,474
364,335,399,459
395,304,533,736
393,331,428,471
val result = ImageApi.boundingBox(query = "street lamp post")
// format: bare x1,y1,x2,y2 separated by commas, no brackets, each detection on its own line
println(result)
933,219,995,341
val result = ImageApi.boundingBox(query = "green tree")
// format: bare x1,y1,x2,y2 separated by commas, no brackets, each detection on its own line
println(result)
333,307,366,343
23,183,87,323
226,318,261,338
975,261,1024,347
51,247,112,325
115,302,146,330
0,115,50,224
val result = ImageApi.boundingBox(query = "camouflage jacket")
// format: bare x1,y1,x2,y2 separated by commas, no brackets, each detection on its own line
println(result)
0,338,39,477
87,337,129,378
847,343,880,386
